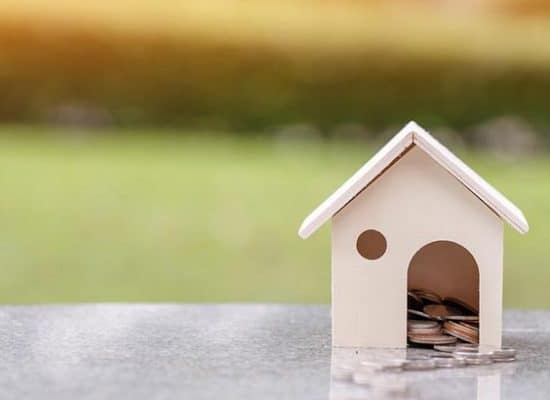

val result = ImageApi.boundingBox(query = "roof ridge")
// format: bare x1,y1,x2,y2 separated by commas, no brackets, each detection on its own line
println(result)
298,121,529,239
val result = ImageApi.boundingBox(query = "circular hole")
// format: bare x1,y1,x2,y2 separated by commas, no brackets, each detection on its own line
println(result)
356,229,387,260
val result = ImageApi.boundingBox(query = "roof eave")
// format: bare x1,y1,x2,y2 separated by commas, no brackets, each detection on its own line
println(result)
298,121,529,239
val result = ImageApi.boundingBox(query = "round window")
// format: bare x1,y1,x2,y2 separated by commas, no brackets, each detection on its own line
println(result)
356,229,387,260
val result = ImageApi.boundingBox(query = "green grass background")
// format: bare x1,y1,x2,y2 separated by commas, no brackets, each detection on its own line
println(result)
0,126,547,307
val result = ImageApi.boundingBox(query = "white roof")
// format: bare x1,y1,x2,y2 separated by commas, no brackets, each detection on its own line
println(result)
299,121,529,239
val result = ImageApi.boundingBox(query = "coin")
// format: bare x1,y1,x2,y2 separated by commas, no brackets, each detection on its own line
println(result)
491,347,516,359
408,333,457,345
453,350,493,359
434,344,457,353
455,343,480,351
464,357,493,366
408,309,433,320
408,320,439,329
443,296,478,315
424,304,463,320
429,352,453,358
443,321,479,344
408,327,441,335
361,359,405,371
445,315,479,322
493,357,516,363
408,320,441,335
411,289,442,304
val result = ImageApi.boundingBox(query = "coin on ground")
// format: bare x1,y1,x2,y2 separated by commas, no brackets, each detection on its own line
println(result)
491,347,516,359
464,357,493,366
361,359,405,371
455,343,480,351
434,344,457,353
403,357,436,370
429,352,453,358
493,357,516,363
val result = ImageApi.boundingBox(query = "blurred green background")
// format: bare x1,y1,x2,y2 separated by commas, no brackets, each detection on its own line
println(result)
0,0,548,307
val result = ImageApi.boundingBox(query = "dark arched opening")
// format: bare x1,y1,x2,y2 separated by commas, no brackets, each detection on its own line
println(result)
407,240,479,347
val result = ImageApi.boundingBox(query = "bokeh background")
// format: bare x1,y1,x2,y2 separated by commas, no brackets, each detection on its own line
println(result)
0,0,548,307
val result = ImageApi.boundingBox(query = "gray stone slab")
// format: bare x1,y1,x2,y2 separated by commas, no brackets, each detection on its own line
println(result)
0,304,547,399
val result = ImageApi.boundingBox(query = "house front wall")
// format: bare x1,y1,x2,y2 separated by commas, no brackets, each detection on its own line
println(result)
331,145,504,348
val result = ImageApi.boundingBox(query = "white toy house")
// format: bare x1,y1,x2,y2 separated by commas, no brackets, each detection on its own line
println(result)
299,122,528,348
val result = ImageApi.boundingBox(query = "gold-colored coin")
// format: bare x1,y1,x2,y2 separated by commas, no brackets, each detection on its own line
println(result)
408,309,433,320
411,289,442,304
445,315,479,322
423,304,463,320
443,296,478,315
408,333,457,345
443,321,479,344
408,325,441,335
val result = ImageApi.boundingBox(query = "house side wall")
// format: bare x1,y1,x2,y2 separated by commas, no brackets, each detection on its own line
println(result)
331,146,503,348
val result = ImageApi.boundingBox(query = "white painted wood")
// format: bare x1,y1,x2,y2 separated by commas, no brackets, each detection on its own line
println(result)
331,147,503,347
299,121,529,238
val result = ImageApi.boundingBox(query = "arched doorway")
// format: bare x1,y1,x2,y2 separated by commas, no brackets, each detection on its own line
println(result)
408,241,479,344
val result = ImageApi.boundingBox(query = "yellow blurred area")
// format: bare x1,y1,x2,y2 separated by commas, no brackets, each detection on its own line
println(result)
1,0,550,68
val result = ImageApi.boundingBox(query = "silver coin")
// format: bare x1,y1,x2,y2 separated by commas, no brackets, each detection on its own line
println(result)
408,326,442,335
434,344,457,353
429,352,454,359
493,357,516,363
455,343,480,351
406,355,430,360
408,320,439,329
361,359,405,371
456,345,517,360
454,350,494,359
408,309,433,320
491,347,516,358
465,357,493,365
408,333,457,345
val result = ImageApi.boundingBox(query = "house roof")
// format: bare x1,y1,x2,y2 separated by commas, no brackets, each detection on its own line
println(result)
299,121,529,239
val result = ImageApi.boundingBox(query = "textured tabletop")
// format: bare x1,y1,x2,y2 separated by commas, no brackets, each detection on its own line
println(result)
0,304,548,400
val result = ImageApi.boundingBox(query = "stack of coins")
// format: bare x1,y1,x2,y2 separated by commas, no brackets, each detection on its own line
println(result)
407,288,479,348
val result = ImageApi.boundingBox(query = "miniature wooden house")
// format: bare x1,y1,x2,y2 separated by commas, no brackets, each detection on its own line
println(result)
299,122,528,348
